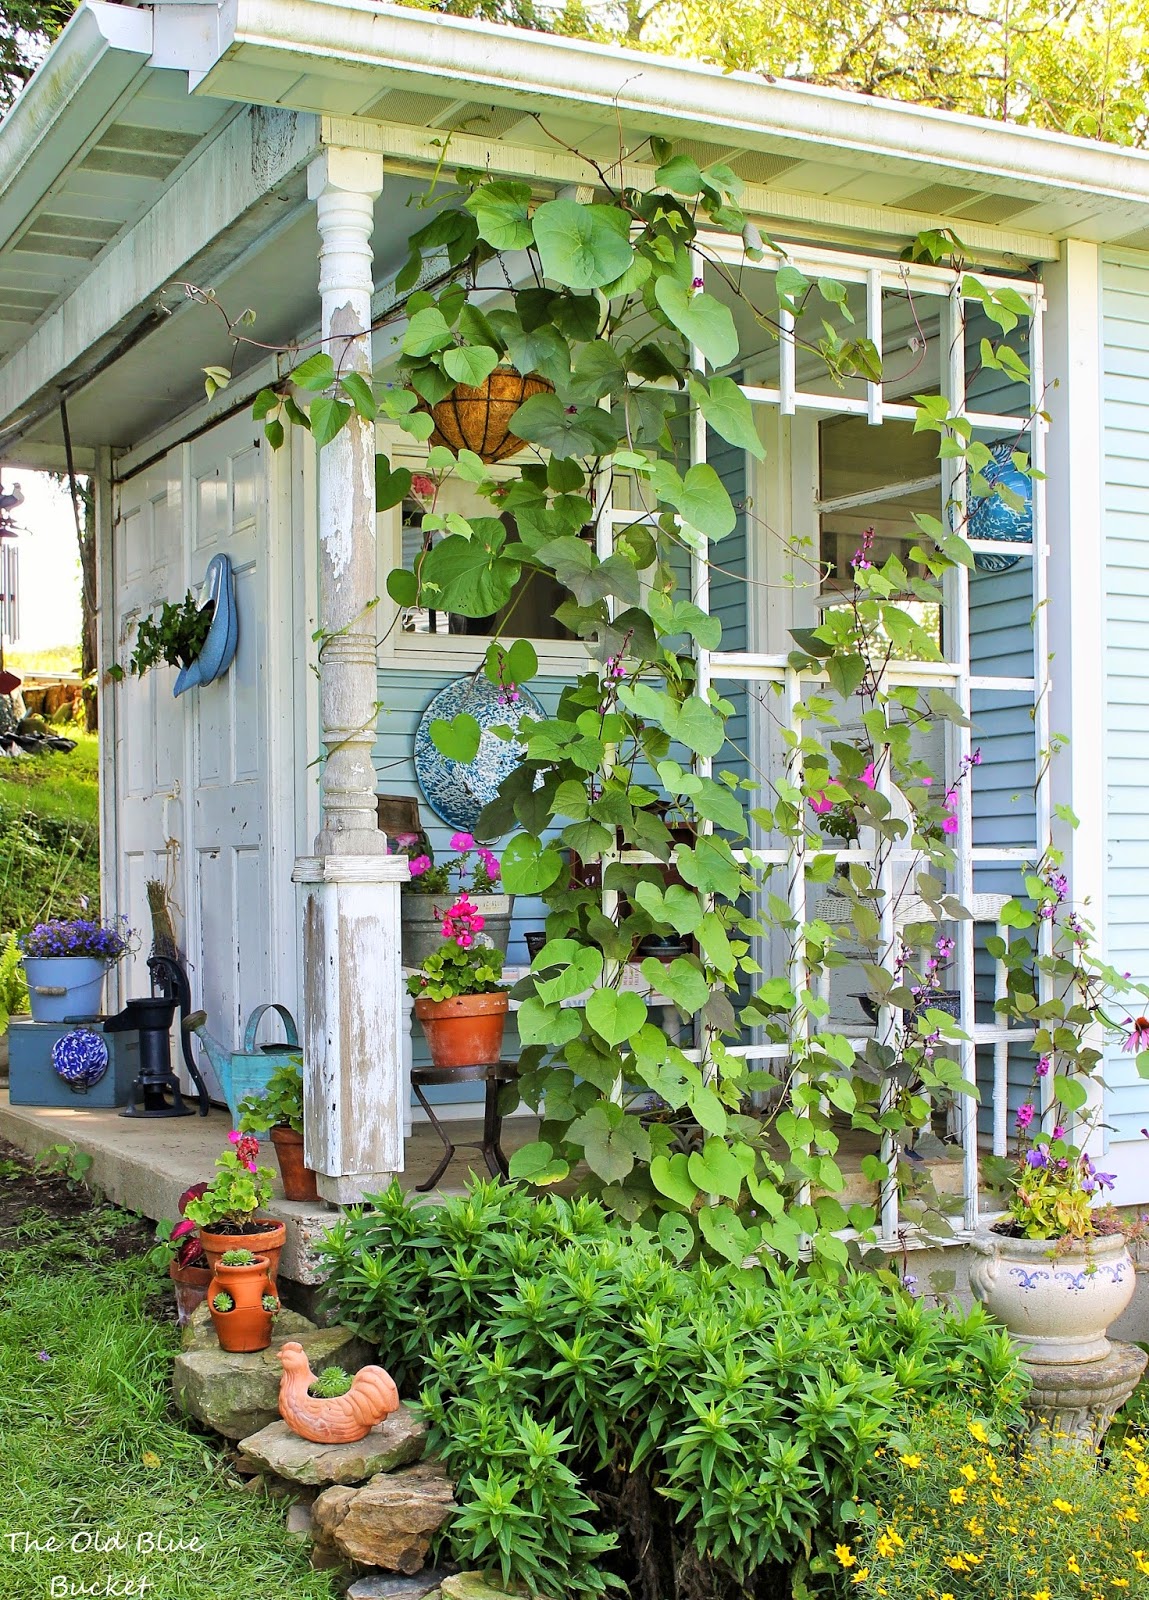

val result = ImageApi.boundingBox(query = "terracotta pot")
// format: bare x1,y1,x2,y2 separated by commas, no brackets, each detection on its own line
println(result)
425,367,553,463
198,1218,286,1289
969,1229,1135,1364
413,991,508,1069
208,1253,277,1353
169,1257,211,1327
278,1340,401,1444
270,1126,319,1203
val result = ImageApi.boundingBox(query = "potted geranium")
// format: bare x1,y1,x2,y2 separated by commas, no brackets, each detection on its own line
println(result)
397,830,511,967
183,1132,285,1285
407,898,509,1068
238,1057,318,1203
19,914,132,1023
971,1103,1134,1364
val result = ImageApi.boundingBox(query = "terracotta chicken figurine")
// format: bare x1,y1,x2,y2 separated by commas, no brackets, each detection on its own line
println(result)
277,1340,401,1444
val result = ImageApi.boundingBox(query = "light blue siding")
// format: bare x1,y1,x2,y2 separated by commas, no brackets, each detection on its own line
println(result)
1103,253,1149,1139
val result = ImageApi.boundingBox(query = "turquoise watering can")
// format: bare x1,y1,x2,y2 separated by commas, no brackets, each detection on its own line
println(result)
184,1003,300,1130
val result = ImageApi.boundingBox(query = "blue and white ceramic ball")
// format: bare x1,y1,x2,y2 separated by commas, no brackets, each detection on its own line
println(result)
52,1027,109,1090
968,440,1033,572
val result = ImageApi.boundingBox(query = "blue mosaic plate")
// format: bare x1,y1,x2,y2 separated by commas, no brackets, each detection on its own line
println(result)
968,439,1033,572
414,675,544,833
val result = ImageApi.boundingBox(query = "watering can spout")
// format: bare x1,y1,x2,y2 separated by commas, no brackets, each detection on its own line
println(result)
183,1010,234,1105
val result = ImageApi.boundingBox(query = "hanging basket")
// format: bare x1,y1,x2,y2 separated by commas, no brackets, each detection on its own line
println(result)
423,367,553,464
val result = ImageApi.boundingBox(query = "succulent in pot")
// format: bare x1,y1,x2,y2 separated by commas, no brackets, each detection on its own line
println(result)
407,900,508,1069
207,1247,278,1353
19,914,133,1023
182,1133,285,1286
238,1056,318,1203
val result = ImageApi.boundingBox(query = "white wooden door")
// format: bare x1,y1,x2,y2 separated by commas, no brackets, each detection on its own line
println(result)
110,415,295,1101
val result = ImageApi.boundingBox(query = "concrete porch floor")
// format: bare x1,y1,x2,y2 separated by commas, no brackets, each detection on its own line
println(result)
0,1090,542,1284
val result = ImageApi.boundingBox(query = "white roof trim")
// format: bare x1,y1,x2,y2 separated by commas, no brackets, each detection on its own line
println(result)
195,0,1149,212
0,2,153,249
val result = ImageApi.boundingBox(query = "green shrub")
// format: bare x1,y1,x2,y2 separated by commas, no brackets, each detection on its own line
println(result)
842,1407,1149,1598
320,1180,1026,1599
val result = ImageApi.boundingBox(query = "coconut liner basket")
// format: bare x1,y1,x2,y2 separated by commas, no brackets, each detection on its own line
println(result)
423,366,553,464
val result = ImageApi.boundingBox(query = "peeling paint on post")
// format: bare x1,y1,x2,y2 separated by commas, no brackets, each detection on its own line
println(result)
293,146,409,1205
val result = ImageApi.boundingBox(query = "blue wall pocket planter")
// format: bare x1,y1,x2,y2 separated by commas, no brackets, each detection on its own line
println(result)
174,554,238,696
414,674,545,833
968,440,1033,572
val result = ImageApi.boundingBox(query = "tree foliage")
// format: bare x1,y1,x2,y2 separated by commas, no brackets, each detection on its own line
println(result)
0,1,75,112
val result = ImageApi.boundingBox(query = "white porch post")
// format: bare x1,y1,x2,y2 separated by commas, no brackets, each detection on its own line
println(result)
292,145,408,1205
1044,240,1105,1152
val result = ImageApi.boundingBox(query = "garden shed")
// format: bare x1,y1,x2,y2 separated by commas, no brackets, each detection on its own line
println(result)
2,0,1149,1247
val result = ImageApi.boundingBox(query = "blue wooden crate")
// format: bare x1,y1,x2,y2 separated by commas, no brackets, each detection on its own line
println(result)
8,1018,139,1109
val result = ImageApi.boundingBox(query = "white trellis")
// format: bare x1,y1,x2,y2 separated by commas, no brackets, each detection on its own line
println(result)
601,241,1048,1247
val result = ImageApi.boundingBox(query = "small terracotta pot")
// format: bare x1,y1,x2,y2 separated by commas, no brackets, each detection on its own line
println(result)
270,1126,319,1203
169,1257,211,1327
414,991,508,1069
198,1218,286,1289
208,1254,277,1354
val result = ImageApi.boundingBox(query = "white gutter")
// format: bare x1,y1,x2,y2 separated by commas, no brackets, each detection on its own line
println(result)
197,0,1149,213
0,2,153,251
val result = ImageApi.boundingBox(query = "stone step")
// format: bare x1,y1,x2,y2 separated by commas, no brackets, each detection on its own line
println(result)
312,1460,457,1573
238,1411,426,1486
172,1303,374,1440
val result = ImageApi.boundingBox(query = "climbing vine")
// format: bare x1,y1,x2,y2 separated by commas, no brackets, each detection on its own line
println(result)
226,135,1143,1268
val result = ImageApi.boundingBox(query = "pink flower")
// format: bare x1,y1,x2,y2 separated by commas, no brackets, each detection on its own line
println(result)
941,814,958,835
228,1129,240,1144
860,763,876,789
1123,1017,1149,1054
809,792,834,816
408,855,431,877
1036,1054,1051,1077
410,474,436,501
477,847,500,881
450,832,475,851
1052,1124,1066,1141
922,777,933,787
1016,1103,1035,1131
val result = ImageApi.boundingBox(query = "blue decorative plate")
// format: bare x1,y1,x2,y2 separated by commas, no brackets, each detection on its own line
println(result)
968,439,1033,572
414,675,544,833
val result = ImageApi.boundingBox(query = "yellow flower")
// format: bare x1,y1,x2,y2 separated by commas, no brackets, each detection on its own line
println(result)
850,1571,869,1588
1112,1581,1129,1589
899,1453,923,1468
959,1463,977,1483
834,1545,857,1569
965,1517,985,1538
1052,1498,1076,1514
874,1525,904,1559
949,1487,967,1506
1032,1591,1051,1600
944,1556,970,1574
141,1450,161,1469
969,1421,990,1444
1068,1556,1081,1574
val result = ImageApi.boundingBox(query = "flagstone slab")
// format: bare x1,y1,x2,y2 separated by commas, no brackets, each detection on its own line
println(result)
238,1409,425,1485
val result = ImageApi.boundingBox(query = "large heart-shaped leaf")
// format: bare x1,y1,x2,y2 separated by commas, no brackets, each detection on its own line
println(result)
508,1139,570,1186
509,393,623,459
650,1151,698,1209
534,945,603,1005
464,180,534,250
402,307,454,357
651,461,737,540
532,199,634,290
568,1102,649,1184
688,375,765,460
376,454,413,511
418,522,519,616
653,277,738,367
642,956,709,1013
429,713,481,763
442,345,501,388
585,986,647,1047
515,997,582,1048
687,1136,745,1201
634,881,704,936
502,835,564,895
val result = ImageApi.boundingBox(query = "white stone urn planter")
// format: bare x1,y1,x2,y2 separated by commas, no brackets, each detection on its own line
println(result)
969,1229,1135,1364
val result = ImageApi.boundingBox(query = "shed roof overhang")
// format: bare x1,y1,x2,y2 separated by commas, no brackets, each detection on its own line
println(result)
6,0,1149,466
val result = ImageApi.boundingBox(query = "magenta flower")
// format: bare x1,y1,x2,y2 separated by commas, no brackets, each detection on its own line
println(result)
808,792,834,816
477,847,500,881
1036,1054,1051,1077
1016,1103,1035,1131
860,763,876,789
408,855,431,877
1123,1017,1149,1054
450,832,476,851
1052,1124,1066,1141
941,814,959,835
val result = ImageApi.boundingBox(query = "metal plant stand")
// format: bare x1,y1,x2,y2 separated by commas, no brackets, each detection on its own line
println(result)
409,1060,517,1192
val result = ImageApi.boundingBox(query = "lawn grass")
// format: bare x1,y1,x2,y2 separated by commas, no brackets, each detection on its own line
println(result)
0,1149,341,1600
0,731,100,934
